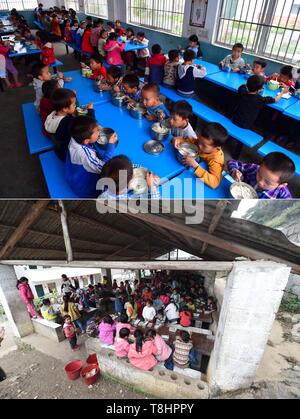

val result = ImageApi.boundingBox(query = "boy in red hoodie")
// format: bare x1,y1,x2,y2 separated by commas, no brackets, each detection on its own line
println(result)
82,54,107,80
40,79,61,137
145,44,167,84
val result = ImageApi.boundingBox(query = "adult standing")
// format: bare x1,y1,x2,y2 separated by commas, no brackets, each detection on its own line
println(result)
16,277,40,319
61,274,75,298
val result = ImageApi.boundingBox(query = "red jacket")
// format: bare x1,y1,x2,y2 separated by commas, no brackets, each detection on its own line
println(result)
146,53,167,68
0,44,9,56
17,283,34,305
90,65,107,80
40,96,54,137
41,42,56,65
81,29,94,54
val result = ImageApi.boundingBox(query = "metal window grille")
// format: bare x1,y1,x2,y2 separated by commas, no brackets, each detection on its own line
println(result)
128,0,186,36
85,0,108,18
216,0,300,65
64,1,80,11
0,0,37,10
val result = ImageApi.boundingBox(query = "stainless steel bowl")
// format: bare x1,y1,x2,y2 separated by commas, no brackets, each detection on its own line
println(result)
143,140,164,156
97,128,118,146
150,122,171,142
111,93,127,107
177,142,199,158
129,105,147,119
230,182,258,199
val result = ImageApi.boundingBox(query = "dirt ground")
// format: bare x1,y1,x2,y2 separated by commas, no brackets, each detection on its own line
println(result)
0,348,144,400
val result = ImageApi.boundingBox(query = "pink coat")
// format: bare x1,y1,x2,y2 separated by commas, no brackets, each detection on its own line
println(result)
128,340,158,370
160,294,170,306
99,321,116,345
104,40,125,65
18,283,34,304
154,335,172,362
115,338,130,358
116,322,135,339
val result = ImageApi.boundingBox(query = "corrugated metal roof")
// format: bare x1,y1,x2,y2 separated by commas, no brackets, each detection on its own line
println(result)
0,200,299,272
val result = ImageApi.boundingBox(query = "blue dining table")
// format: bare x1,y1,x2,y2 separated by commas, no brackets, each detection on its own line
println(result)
63,70,111,107
283,100,300,121
194,58,222,76
93,101,184,180
205,70,299,112
160,165,233,199
8,45,41,58
118,38,148,53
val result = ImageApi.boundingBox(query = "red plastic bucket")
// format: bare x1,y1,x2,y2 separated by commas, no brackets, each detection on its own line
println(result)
64,360,83,381
80,364,100,386
86,354,98,366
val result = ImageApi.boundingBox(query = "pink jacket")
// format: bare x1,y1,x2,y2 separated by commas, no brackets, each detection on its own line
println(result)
104,40,125,65
115,338,130,358
160,295,170,306
154,335,172,362
116,322,135,339
128,340,158,370
17,283,34,304
99,322,116,345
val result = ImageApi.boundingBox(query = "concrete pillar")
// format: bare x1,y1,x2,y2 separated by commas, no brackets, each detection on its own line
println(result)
0,264,34,338
105,268,112,288
208,261,291,395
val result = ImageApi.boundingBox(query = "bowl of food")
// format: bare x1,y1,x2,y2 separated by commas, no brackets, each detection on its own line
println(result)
129,167,148,195
267,80,280,91
143,140,164,156
81,67,92,77
111,92,127,107
150,122,170,141
76,106,88,117
129,104,147,119
230,182,258,199
177,142,199,158
97,128,118,146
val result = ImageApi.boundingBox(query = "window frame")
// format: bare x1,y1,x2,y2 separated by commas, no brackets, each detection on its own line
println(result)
127,0,186,37
0,0,38,11
84,0,108,19
214,0,300,66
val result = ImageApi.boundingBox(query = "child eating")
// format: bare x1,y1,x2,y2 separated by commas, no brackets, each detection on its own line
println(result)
187,34,203,58
32,62,58,109
141,83,170,121
99,315,116,345
98,155,160,200
66,116,117,198
99,65,123,91
219,43,245,72
176,50,207,97
81,54,107,80
119,73,142,104
163,49,180,87
232,75,288,130
128,329,158,371
227,152,295,199
169,100,197,139
115,327,131,358
173,122,228,189
39,78,60,137
268,65,295,88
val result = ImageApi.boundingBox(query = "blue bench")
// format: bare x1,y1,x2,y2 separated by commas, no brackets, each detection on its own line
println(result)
39,151,79,198
22,103,54,155
159,86,263,150
257,142,300,177
50,59,63,68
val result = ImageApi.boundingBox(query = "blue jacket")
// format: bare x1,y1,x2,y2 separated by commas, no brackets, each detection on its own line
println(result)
65,138,115,198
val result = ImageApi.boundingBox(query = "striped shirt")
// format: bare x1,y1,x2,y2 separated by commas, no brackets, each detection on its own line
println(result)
173,337,193,368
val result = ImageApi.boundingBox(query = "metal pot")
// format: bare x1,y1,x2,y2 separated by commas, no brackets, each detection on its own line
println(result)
76,106,88,117
150,122,171,142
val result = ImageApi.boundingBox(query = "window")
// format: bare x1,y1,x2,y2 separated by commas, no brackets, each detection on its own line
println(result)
216,0,300,65
128,0,186,36
35,285,45,298
47,282,57,293
85,0,108,18
0,0,37,10
64,0,79,11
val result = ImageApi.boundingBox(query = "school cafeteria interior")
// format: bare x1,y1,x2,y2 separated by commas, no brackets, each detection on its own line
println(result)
0,0,299,199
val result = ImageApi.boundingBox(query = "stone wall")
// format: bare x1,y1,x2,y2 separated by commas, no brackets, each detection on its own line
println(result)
279,222,300,297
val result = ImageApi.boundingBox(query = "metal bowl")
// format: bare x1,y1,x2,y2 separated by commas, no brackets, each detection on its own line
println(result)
177,142,199,158
129,167,148,195
150,122,170,142
230,182,258,199
143,140,164,156
76,106,88,117
111,93,127,107
97,128,118,146
81,67,92,77
129,104,147,119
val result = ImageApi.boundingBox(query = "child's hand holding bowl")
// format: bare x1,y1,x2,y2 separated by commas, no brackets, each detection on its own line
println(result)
182,156,199,169
232,169,243,182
